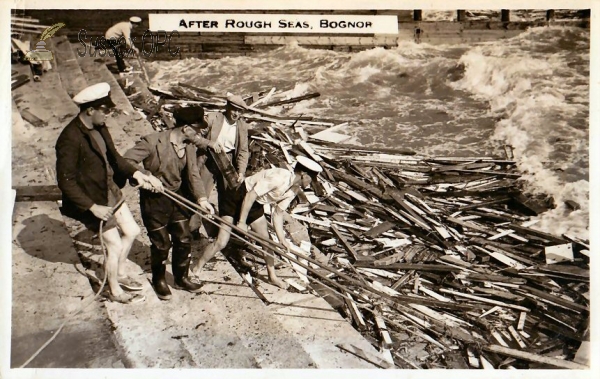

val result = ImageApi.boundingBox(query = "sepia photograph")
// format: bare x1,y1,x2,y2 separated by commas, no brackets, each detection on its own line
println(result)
1,0,596,377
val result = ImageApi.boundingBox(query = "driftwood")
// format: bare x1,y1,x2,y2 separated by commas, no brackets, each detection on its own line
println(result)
130,83,589,370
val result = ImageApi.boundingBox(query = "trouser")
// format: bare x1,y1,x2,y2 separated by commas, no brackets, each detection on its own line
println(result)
141,189,194,283
107,39,126,72
147,221,193,283
30,61,43,76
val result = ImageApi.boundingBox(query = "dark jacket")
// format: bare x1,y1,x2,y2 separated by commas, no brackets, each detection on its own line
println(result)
123,130,207,201
195,112,249,194
55,116,138,215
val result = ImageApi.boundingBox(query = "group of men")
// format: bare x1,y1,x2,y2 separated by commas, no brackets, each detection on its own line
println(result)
55,81,322,304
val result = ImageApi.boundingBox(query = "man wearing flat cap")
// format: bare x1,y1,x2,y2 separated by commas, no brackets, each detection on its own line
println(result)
192,155,323,289
56,82,161,304
105,16,142,73
124,106,214,300
191,92,250,205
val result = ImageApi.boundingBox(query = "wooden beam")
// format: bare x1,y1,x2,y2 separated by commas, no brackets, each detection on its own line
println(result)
14,185,62,202
336,344,393,369
482,344,587,369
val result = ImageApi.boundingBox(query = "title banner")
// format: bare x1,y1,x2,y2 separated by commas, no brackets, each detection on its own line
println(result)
149,14,398,34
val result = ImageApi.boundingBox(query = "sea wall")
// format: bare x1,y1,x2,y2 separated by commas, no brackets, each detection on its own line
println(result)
23,9,590,60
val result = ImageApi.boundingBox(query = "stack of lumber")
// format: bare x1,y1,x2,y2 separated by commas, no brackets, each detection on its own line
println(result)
134,83,590,370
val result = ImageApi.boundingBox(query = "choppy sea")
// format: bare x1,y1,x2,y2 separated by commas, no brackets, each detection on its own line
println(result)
147,24,590,240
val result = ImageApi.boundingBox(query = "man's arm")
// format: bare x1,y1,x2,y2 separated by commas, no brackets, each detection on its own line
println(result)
236,120,250,181
55,130,95,211
123,137,164,192
101,126,139,178
271,206,289,249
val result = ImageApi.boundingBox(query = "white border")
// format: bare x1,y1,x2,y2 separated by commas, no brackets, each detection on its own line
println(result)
1,1,597,379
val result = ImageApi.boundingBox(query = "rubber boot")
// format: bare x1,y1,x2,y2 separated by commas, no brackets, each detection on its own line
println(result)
172,244,203,293
151,247,172,300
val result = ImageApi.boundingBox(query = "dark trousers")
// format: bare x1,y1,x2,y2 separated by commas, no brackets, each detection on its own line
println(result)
107,40,126,72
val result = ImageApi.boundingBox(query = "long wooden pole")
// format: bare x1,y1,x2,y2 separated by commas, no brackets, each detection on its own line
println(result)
161,189,472,311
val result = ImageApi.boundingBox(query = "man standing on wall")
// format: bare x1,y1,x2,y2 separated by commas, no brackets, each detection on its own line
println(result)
124,106,214,301
105,16,141,73
56,82,160,304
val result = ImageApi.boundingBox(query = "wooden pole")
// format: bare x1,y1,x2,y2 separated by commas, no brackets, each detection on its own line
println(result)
413,10,422,21
457,10,466,22
501,9,510,22
160,188,473,311
482,344,588,369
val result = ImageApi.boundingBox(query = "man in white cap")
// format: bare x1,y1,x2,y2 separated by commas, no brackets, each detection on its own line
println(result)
191,155,323,289
56,82,162,304
105,16,142,73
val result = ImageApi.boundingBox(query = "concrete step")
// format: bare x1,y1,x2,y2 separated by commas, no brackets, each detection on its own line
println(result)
53,35,88,97
11,201,125,368
199,252,317,368
239,258,385,368
62,220,316,368
11,44,79,187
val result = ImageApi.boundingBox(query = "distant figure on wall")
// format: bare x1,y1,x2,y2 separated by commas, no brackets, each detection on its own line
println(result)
105,16,141,73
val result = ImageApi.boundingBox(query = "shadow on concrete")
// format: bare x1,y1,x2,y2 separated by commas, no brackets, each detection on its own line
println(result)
15,214,81,265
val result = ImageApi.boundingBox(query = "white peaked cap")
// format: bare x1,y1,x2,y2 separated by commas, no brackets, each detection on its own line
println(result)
296,156,323,173
130,16,142,23
72,82,111,105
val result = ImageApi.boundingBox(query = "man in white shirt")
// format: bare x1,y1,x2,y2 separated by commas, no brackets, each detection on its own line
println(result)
104,16,141,73
191,156,322,289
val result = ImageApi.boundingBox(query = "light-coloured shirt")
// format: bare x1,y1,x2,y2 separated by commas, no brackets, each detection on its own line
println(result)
105,21,133,47
244,168,296,211
216,117,237,153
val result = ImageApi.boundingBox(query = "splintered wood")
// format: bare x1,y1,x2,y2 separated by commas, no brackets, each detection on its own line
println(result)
133,83,590,370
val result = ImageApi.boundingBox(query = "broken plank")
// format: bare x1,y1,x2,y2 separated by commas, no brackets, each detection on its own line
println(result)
355,262,460,272
519,285,588,312
439,288,530,312
482,344,587,369
373,251,405,266
336,344,393,369
14,185,62,202
373,311,393,349
331,225,367,262
344,293,367,331
446,216,491,234
363,220,396,238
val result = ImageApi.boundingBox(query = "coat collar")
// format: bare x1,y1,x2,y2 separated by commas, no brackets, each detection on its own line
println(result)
76,115,105,159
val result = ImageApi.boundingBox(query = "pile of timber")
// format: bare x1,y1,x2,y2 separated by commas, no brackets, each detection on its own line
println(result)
133,83,590,370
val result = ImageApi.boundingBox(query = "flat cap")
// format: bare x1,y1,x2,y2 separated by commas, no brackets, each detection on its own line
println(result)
130,16,142,24
226,92,248,109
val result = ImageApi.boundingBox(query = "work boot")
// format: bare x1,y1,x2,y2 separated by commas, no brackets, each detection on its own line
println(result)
172,244,203,293
151,247,172,301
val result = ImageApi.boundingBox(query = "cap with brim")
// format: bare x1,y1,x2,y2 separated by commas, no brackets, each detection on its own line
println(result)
226,92,248,109
130,16,142,24
73,82,116,109
173,106,207,131
296,156,323,174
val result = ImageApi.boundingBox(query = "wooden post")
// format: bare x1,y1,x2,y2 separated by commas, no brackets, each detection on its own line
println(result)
546,9,555,21
457,10,466,22
501,9,510,22
413,10,422,21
